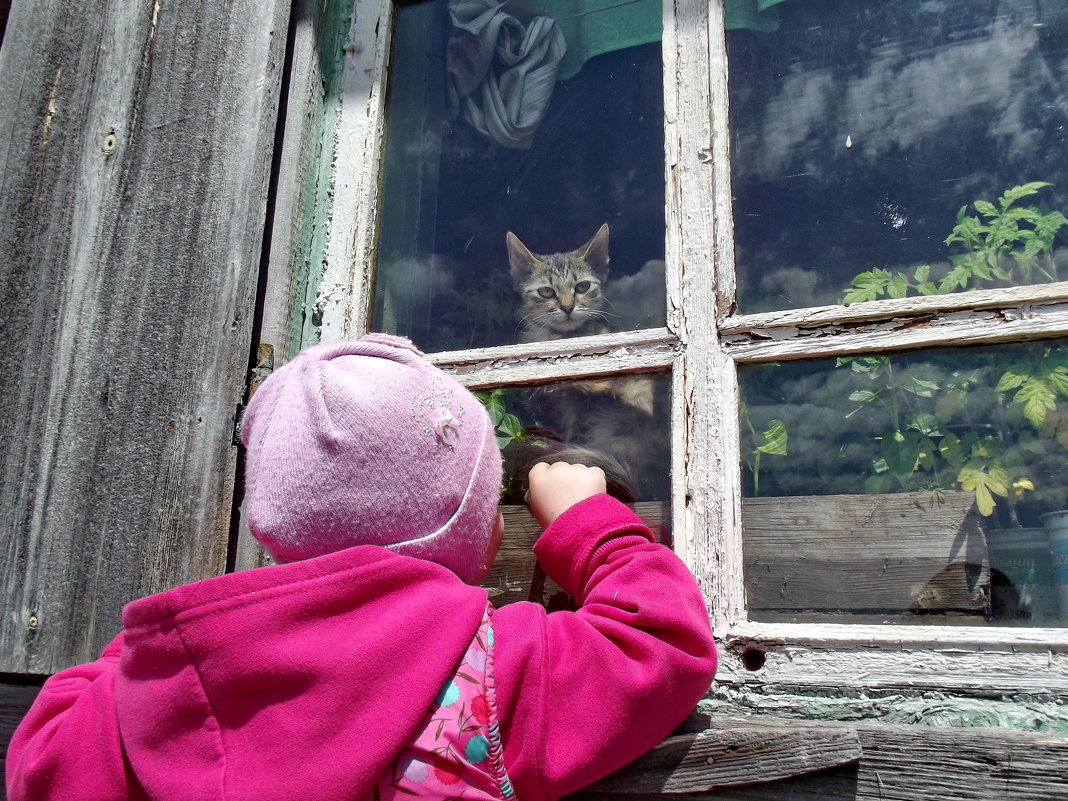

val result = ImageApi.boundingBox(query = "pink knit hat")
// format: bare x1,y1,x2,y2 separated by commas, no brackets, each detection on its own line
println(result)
240,334,503,581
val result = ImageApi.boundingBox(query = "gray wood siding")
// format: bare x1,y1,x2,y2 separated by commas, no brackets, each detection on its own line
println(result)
0,0,290,673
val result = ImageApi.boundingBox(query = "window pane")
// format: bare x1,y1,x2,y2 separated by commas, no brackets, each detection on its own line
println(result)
485,373,671,605
373,0,666,352
727,1,1068,313
482,372,671,503
739,339,1068,626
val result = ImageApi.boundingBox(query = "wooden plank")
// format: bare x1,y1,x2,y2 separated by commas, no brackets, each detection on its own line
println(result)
721,281,1068,333
257,0,353,364
571,715,1068,800
0,0,290,673
720,623,1068,695
428,330,680,388
747,560,987,613
721,299,1068,363
743,492,988,614
584,727,861,793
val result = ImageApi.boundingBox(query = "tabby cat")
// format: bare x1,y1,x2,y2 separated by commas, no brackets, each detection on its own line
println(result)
507,223,613,343
505,224,666,500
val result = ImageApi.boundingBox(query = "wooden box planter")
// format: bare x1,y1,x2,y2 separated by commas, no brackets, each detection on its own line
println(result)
743,491,990,622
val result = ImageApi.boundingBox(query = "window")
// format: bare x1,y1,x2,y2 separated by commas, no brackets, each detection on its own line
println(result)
307,0,1068,708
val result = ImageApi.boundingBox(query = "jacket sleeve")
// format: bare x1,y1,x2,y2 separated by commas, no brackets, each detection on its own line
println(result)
5,635,145,801
491,494,717,801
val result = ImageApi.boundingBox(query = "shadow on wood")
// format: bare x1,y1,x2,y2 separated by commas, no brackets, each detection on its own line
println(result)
743,491,989,621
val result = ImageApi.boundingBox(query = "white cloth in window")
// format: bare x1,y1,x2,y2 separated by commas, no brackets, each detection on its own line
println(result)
446,0,567,149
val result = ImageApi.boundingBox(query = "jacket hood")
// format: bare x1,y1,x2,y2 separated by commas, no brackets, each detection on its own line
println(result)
116,546,488,801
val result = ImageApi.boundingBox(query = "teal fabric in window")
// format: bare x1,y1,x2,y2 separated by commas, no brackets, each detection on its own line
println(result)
539,0,787,81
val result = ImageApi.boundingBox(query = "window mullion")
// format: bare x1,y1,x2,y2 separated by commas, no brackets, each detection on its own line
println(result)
724,281,1068,334
723,297,1068,363
665,0,745,633
429,331,680,388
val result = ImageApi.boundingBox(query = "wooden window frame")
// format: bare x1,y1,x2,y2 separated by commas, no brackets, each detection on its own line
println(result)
283,0,1068,703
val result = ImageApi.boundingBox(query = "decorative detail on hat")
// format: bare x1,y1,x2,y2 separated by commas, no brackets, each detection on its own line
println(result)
413,376,466,454
434,407,461,447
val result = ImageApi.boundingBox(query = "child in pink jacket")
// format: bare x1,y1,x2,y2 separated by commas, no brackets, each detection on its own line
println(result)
7,334,716,801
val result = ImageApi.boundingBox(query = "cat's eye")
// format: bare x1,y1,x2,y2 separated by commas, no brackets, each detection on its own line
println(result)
537,287,556,299
574,281,592,294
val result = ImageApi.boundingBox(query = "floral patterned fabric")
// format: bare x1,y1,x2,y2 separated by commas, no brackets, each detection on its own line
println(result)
370,604,515,801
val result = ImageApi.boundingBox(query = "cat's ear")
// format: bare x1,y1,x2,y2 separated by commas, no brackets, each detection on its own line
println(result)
577,223,610,277
507,231,539,284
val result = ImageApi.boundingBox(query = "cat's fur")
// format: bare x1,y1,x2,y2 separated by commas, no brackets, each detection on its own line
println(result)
506,224,666,500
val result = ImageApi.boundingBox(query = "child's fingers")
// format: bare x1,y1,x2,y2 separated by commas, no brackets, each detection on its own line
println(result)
527,462,607,527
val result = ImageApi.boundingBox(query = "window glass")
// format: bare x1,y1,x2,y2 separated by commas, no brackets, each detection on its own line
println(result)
373,0,666,352
486,375,671,607
739,339,1068,626
727,0,1068,313
480,372,672,504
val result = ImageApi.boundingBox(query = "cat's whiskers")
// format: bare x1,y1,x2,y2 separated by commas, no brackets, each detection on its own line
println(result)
517,309,556,335
587,309,620,319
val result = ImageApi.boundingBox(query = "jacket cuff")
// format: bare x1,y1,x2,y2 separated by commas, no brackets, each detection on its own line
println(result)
533,494,654,598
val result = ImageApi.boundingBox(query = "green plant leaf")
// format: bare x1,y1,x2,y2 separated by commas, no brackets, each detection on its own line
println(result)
1048,366,1068,398
848,389,879,403
1036,210,1068,244
864,473,894,493
973,200,998,219
913,264,930,283
1003,205,1040,223
887,272,909,299
755,419,788,456
907,413,941,437
957,463,1010,516
999,182,1051,210
498,412,525,441
939,432,967,468
935,387,966,424
842,268,892,303
1015,377,1057,429
475,390,505,426
1017,233,1045,260
847,356,887,376
939,261,973,293
996,369,1026,392
882,431,921,478
904,377,939,397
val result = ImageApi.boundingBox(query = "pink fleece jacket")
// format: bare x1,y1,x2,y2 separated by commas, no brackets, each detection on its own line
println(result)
6,495,716,801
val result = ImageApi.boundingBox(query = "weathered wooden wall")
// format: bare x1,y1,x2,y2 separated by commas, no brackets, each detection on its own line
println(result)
0,0,290,674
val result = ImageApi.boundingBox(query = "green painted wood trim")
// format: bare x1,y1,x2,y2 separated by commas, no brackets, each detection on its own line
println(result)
291,0,354,357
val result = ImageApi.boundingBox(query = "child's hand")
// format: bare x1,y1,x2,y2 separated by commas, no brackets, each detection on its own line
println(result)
527,462,607,528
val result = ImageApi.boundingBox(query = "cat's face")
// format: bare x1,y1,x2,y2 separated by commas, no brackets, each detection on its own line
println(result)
507,224,611,339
